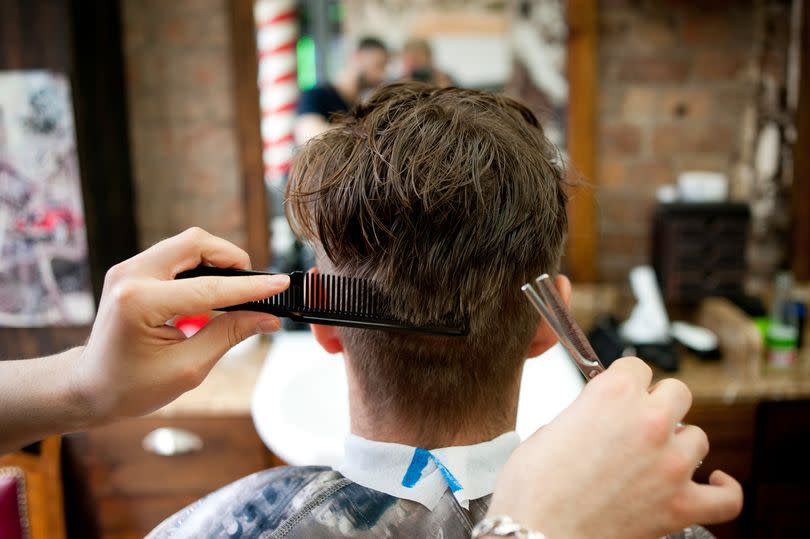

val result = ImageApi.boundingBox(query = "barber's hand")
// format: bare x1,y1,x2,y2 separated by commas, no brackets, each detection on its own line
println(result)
70,227,289,425
487,357,742,539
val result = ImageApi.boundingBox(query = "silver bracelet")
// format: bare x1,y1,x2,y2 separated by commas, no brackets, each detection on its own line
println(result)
471,515,548,539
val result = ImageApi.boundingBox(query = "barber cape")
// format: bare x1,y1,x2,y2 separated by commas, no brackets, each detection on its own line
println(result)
147,432,715,539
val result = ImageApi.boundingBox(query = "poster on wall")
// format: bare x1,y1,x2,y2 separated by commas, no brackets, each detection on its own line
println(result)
0,71,95,327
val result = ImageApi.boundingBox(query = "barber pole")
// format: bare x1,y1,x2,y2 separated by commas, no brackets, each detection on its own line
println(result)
254,0,298,188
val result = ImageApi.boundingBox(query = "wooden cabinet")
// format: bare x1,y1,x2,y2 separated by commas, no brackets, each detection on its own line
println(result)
684,399,810,539
652,203,750,304
65,416,275,539
749,400,810,539
686,402,757,539
687,402,757,486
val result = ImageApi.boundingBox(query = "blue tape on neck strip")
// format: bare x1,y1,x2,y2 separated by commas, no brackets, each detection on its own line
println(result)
401,448,431,488
433,456,463,492
401,448,463,493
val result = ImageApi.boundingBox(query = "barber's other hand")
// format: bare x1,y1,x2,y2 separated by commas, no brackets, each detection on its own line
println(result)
487,357,742,539
70,227,289,425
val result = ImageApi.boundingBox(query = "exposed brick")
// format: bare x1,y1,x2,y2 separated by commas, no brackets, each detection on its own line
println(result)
134,0,225,18
621,87,659,121
615,57,690,83
672,154,733,175
163,50,231,92
626,161,674,189
593,0,760,283
599,89,626,119
652,124,737,154
123,0,244,251
599,160,626,188
599,232,648,260
693,50,747,81
598,192,656,230
660,89,714,122
599,11,632,43
601,124,642,155
600,12,677,53
633,15,678,50
600,0,634,8
168,89,234,124
682,14,733,45
711,87,751,122
599,254,649,283
154,7,230,49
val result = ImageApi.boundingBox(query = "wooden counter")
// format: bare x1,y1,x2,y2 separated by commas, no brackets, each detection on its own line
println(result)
656,352,810,403
150,331,810,415
148,335,270,417
660,352,810,539
67,336,274,539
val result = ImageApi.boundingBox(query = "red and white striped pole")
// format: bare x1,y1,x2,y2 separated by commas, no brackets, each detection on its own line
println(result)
254,0,298,189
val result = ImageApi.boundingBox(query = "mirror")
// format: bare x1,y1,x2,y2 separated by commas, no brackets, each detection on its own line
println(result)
237,0,596,280
342,0,568,150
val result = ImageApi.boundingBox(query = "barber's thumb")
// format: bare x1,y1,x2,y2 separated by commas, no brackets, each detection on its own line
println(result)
180,311,281,366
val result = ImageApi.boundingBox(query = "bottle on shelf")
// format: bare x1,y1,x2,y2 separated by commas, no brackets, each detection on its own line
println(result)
765,272,799,372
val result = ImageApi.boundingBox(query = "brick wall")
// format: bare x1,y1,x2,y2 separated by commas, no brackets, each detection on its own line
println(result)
122,0,245,249
596,0,759,282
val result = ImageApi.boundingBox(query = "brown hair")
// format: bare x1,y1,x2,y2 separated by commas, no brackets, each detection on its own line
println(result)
286,82,567,441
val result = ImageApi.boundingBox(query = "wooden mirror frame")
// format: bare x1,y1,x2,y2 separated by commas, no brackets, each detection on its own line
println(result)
229,0,599,281
229,0,271,270
566,0,598,282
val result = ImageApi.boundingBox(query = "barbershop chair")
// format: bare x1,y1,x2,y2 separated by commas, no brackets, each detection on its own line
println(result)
0,436,66,539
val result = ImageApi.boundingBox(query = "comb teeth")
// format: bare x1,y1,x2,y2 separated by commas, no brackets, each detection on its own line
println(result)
247,272,385,318
299,273,382,316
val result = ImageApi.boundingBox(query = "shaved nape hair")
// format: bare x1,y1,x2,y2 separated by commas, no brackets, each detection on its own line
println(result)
286,82,568,442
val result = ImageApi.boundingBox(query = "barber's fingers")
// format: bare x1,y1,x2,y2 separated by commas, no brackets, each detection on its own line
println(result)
649,378,693,424
672,424,710,465
138,274,290,325
682,470,744,524
126,228,252,279
606,356,654,390
175,311,281,379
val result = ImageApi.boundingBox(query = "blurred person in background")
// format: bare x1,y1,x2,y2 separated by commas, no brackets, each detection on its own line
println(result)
294,36,389,145
400,37,454,87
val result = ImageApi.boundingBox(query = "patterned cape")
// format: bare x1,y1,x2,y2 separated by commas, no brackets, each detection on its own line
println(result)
148,466,715,539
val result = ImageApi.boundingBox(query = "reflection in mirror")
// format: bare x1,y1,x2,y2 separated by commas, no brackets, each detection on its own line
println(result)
252,0,586,280
343,0,568,148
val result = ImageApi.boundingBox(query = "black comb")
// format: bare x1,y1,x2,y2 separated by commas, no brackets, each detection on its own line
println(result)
176,265,468,336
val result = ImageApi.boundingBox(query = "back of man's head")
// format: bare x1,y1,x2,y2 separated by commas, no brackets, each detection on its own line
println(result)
357,36,388,53
287,82,567,439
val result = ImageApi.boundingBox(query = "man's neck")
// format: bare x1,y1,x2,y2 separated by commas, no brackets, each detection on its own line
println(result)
345,362,521,449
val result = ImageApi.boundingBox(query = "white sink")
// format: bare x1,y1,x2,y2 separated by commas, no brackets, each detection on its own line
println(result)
252,331,585,467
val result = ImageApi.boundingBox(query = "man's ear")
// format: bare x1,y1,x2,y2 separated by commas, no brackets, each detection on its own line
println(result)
526,274,572,358
308,265,344,355
311,323,344,354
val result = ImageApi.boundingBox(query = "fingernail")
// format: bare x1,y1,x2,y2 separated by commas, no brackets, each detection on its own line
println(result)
266,274,290,288
256,317,281,334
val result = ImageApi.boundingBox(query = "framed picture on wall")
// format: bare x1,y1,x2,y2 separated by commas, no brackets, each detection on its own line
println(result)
0,70,95,327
